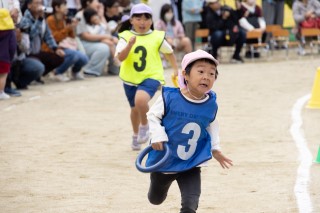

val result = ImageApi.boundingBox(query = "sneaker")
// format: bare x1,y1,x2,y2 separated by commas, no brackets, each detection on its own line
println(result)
131,135,141,151
4,87,22,97
72,72,85,80
55,74,70,82
0,91,10,100
230,55,244,64
137,125,149,144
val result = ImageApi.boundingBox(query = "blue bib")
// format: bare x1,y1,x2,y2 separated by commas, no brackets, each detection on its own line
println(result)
146,87,218,172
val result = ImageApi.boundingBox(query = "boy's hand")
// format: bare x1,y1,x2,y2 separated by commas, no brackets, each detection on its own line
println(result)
212,150,233,169
151,142,164,151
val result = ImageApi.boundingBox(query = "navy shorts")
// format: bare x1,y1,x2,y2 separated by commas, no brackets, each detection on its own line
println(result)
123,79,161,107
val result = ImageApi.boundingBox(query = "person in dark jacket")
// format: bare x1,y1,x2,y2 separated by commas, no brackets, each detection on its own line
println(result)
205,0,246,63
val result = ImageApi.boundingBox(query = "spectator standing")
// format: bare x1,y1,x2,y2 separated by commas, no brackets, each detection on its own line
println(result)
205,0,245,63
181,0,205,50
155,3,192,54
1,0,22,96
43,0,88,81
75,0,119,76
0,8,16,100
262,0,284,25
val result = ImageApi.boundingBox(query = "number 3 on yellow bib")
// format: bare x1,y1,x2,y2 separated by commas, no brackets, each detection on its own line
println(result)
134,46,147,72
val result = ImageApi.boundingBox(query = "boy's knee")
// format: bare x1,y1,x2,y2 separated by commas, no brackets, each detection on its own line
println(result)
148,192,166,205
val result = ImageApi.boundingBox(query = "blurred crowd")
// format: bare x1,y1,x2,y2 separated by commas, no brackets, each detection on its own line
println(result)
1,0,320,100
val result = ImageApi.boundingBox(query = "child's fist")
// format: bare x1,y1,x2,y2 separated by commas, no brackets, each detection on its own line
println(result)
171,73,179,88
129,36,136,46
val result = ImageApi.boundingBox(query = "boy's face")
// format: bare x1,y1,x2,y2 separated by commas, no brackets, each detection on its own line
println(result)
183,60,217,96
130,14,152,34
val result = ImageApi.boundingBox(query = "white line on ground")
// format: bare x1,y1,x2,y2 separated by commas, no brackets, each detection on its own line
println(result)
290,94,313,213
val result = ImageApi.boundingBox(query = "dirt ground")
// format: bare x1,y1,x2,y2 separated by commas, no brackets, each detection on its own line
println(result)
1,55,320,213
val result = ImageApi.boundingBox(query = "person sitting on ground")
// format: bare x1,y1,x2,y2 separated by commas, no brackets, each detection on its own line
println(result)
155,3,192,55
238,0,267,58
75,0,119,76
19,0,65,80
42,0,88,82
205,0,246,63
83,7,119,66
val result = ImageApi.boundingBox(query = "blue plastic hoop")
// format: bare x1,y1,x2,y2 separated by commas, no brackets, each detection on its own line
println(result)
135,143,170,173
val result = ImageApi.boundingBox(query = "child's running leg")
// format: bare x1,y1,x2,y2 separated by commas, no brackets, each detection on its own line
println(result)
148,172,177,205
135,79,160,144
130,107,141,150
135,90,151,126
135,90,151,143
176,167,201,213
123,83,141,150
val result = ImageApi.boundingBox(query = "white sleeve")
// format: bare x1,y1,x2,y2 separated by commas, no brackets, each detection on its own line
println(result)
114,38,127,57
258,17,266,30
206,119,221,151
159,39,174,54
239,17,255,31
146,95,169,143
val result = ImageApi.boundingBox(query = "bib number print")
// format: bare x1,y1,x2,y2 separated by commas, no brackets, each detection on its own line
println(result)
177,122,201,160
133,46,147,72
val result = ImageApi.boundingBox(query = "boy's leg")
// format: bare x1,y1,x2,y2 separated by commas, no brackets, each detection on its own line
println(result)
177,167,201,213
148,172,177,205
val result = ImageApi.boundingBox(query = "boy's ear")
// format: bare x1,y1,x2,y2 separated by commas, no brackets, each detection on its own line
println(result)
182,70,186,77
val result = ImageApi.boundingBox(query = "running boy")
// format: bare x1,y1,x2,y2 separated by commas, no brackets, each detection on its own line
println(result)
115,3,179,150
145,49,233,212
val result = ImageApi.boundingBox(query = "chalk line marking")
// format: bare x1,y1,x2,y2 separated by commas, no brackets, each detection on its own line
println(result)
290,94,313,213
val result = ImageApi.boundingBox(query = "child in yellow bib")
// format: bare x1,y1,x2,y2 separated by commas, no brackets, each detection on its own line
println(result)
115,3,178,150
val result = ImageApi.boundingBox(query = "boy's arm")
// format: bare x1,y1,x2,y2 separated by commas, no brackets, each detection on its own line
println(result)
207,120,233,168
160,39,179,76
163,53,179,76
146,94,168,150
116,36,136,61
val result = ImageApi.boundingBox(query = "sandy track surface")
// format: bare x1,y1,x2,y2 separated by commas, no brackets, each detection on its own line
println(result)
1,57,319,213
